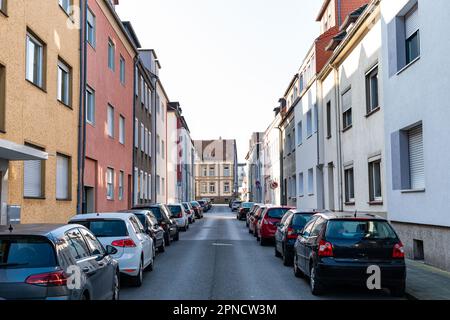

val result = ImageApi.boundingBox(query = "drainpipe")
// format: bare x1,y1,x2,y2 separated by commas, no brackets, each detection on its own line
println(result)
275,125,283,206
77,0,88,215
132,58,138,207
333,65,344,212
316,80,325,210
337,0,342,26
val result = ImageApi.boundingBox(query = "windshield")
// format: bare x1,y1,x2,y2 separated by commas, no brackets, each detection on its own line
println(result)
75,220,128,237
292,214,314,229
325,220,398,241
267,208,290,219
0,236,56,268
242,202,254,208
168,205,182,215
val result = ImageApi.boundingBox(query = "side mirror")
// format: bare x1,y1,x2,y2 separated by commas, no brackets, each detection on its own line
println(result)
105,245,118,256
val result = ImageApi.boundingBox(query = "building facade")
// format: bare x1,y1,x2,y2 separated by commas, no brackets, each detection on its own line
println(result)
262,113,282,205
82,0,136,213
0,0,80,224
194,139,238,204
381,0,450,271
245,133,264,203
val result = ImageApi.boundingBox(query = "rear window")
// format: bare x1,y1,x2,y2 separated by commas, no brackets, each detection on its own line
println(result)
168,205,182,215
0,236,56,268
267,208,290,219
325,220,398,241
148,207,163,220
242,202,254,208
134,214,146,227
292,214,314,229
75,220,128,237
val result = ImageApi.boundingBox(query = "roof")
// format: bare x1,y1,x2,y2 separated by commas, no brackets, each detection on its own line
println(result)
0,224,71,237
317,211,387,220
69,212,138,221
121,21,142,49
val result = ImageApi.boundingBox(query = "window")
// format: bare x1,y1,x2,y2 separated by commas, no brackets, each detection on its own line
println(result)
298,172,304,197
66,229,90,260
405,5,420,64
369,160,382,202
308,168,314,195
106,168,114,200
147,173,152,200
144,128,148,154
59,0,71,15
86,8,96,47
297,121,303,145
314,104,318,133
161,140,165,159
306,110,313,137
118,171,124,201
86,86,95,124
108,39,115,71
224,182,230,193
326,101,332,138
79,228,105,256
202,166,207,177
107,105,114,138
135,67,139,96
161,178,165,196
57,59,71,106
23,144,44,198
344,167,355,203
156,175,160,195
209,182,215,194
224,165,230,177
56,154,70,200
119,115,125,144
156,135,160,155
26,32,45,88
147,131,152,156
366,66,379,114
140,123,145,151
209,166,215,177
299,74,304,92
140,170,144,199
134,167,138,204
134,118,138,148
144,172,148,200
0,64,5,131
156,94,160,115
292,175,297,198
342,89,352,130
140,76,145,105
201,182,207,193
119,56,125,85
408,124,424,189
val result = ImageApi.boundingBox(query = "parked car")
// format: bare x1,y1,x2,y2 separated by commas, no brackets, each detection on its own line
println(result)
201,198,212,210
228,198,236,208
0,224,120,300
69,212,155,287
246,204,263,228
190,201,204,219
168,204,189,231
197,200,209,213
256,206,293,245
293,212,406,297
122,209,166,253
249,206,267,235
231,200,242,212
275,210,315,266
236,202,255,220
133,204,180,245
182,202,195,224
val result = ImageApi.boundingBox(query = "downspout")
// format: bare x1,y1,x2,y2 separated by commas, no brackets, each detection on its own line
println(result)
77,0,88,215
337,0,342,26
132,58,138,207
333,65,344,212
275,125,283,206
316,79,325,210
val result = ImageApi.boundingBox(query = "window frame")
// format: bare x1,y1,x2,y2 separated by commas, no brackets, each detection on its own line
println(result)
56,153,71,201
344,167,355,204
86,7,96,48
23,143,46,199
368,160,383,203
119,55,126,85
119,115,125,145
106,167,114,200
107,39,115,71
365,65,380,115
57,58,72,107
326,101,332,139
86,86,95,125
26,31,46,89
118,170,124,201
107,104,115,138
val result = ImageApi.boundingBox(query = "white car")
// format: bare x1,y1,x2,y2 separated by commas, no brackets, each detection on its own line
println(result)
167,204,189,231
69,212,155,287
182,202,195,224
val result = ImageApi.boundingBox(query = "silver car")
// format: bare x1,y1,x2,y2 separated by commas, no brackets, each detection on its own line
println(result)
167,204,189,231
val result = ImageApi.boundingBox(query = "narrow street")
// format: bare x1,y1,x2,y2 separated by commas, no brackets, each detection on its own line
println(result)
121,205,398,300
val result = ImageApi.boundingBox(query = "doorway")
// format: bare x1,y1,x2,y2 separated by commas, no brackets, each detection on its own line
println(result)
83,186,95,214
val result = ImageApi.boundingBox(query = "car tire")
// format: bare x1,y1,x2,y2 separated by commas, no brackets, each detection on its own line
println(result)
131,260,143,287
275,245,282,257
310,265,324,296
294,255,304,278
112,272,120,300
390,284,406,297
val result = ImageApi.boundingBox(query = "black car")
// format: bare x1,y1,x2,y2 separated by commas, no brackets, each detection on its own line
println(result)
274,210,315,266
133,204,179,246
0,224,119,300
197,200,209,213
190,201,204,219
236,202,255,220
124,210,166,253
293,212,406,297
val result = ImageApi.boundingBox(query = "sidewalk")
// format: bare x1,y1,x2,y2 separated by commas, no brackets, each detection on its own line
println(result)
406,259,450,300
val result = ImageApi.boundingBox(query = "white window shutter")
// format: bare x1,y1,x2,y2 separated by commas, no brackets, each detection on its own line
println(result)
405,6,419,39
342,89,352,112
409,125,425,189
56,155,69,199
24,160,42,197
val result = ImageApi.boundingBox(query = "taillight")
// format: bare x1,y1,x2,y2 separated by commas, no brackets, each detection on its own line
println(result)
393,242,405,259
318,239,334,257
112,238,136,247
26,271,67,287
287,227,297,239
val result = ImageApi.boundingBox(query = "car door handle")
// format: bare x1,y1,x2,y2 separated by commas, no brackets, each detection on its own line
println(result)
83,267,97,275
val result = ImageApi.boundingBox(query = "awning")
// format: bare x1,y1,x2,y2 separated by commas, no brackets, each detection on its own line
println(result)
0,139,48,161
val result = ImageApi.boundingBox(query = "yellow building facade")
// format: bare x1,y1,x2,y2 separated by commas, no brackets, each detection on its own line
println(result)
0,0,80,224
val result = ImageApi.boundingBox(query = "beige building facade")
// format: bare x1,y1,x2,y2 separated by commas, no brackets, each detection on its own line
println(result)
0,0,80,224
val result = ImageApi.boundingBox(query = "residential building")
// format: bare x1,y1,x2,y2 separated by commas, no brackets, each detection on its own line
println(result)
82,0,136,213
245,133,264,203
237,163,248,200
156,76,168,204
381,0,450,271
194,139,238,204
0,0,80,224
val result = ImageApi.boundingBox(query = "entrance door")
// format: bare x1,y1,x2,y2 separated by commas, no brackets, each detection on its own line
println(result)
83,186,95,213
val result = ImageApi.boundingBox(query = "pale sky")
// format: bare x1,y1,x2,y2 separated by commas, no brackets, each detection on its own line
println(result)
116,0,322,162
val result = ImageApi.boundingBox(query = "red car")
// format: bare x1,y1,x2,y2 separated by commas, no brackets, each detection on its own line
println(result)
256,206,293,245
249,206,266,235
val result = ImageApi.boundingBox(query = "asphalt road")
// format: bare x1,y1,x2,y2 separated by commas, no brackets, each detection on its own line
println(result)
121,205,398,300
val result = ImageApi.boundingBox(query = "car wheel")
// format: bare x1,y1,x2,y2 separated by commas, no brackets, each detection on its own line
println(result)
390,284,406,297
159,238,166,253
174,230,180,241
112,272,120,300
294,254,304,278
310,265,324,296
131,260,143,287
275,244,282,257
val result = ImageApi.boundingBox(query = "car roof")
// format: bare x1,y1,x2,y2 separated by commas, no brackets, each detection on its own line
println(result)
0,224,83,238
316,211,387,220
69,212,137,221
